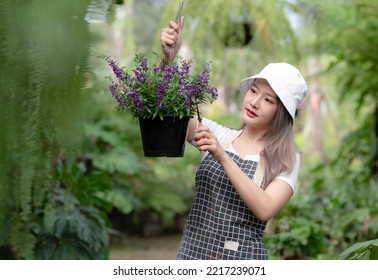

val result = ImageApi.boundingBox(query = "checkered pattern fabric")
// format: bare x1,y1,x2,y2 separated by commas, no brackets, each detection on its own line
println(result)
176,152,268,260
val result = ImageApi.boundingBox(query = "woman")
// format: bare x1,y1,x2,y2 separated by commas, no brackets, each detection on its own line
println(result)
161,18,307,260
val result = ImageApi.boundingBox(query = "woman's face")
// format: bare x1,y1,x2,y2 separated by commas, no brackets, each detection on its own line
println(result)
241,78,279,129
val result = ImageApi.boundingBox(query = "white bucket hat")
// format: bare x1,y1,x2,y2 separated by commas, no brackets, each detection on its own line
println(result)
240,62,308,119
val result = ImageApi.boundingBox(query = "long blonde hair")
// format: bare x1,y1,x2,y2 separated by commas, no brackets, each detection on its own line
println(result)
241,100,297,187
261,101,297,186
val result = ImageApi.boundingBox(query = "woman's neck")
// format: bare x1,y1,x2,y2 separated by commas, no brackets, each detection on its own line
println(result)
241,127,266,144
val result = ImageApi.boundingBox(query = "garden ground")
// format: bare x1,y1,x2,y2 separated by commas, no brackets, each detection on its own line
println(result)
109,233,182,260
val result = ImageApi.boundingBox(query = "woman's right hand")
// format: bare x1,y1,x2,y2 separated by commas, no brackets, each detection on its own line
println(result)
160,16,184,65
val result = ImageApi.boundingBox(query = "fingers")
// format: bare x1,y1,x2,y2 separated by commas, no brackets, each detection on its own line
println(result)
196,134,218,154
160,19,184,64
194,126,227,160
161,17,184,44
195,127,212,147
169,20,179,29
160,29,175,46
195,126,208,138
161,16,184,40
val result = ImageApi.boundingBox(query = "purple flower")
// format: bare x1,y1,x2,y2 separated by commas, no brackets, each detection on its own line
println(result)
179,59,192,78
106,54,217,119
163,65,174,83
108,59,124,81
198,65,210,84
140,58,148,71
209,86,218,99
109,82,125,107
185,88,193,109
126,91,145,111
132,68,147,83
153,66,160,74
156,83,167,109
109,82,118,98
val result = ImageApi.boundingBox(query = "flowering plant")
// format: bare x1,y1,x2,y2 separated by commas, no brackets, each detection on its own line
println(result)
106,54,218,120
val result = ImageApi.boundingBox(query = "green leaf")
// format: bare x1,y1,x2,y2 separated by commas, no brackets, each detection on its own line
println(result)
339,238,378,260
96,189,135,214
93,147,143,175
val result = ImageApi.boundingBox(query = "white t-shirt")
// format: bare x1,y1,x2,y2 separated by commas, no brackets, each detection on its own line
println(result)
191,118,300,192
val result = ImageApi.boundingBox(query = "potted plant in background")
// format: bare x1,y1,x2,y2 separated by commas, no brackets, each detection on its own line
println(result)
106,54,218,157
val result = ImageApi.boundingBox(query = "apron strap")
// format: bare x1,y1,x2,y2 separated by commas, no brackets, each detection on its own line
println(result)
219,130,265,188
219,129,242,150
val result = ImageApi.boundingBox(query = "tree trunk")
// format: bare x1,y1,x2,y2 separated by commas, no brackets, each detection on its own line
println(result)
304,56,323,157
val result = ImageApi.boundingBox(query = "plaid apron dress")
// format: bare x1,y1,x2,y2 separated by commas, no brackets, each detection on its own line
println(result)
176,151,268,260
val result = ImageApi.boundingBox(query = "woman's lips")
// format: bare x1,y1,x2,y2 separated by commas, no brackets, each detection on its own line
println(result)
245,108,257,118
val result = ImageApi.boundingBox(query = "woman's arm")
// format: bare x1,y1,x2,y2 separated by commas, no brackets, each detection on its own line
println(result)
195,126,293,221
160,17,184,65
160,17,199,141
217,154,293,221
186,116,198,143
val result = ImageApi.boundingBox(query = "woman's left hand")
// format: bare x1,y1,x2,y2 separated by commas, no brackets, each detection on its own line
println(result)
195,126,228,162
160,17,184,64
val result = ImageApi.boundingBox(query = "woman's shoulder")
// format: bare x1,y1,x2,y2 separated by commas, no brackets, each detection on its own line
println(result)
275,152,301,192
202,118,239,138
202,118,237,134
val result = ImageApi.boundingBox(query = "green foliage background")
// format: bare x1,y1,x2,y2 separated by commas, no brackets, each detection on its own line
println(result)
0,0,377,260
265,0,378,259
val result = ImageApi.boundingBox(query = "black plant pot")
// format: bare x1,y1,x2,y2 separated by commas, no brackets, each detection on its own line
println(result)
138,116,191,157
